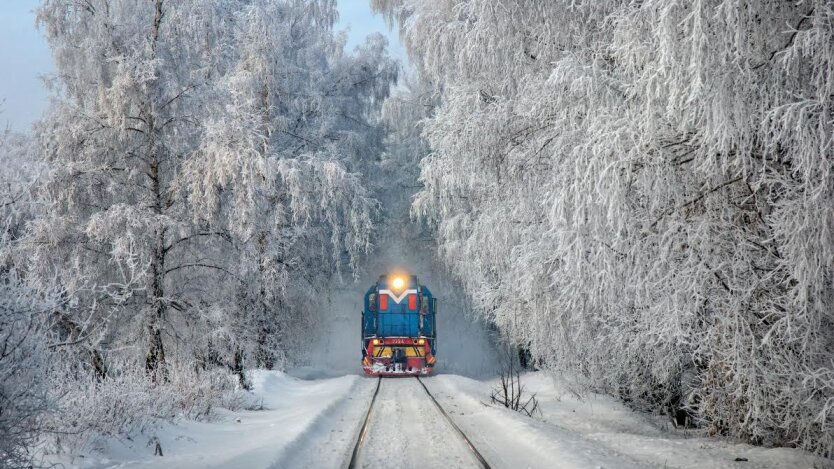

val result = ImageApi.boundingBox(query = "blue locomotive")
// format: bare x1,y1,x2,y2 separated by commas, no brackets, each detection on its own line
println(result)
361,273,437,375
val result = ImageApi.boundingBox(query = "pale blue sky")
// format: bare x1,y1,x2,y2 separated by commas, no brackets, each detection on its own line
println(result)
0,0,405,131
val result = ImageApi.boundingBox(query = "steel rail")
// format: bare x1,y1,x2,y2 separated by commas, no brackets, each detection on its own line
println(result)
347,376,382,469
416,376,492,469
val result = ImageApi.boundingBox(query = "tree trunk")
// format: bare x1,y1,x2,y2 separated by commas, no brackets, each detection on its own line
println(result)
145,0,168,380
54,311,108,380
255,326,274,369
233,346,250,390
254,232,274,369
145,156,167,377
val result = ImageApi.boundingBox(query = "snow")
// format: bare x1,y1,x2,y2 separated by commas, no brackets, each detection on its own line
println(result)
57,371,368,469
52,370,833,469
353,378,482,468
425,373,834,468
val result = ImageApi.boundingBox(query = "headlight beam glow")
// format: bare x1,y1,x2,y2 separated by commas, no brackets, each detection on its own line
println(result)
391,276,405,290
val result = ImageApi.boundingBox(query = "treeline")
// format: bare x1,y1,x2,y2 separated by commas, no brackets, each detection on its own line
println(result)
1,0,395,465
374,0,834,457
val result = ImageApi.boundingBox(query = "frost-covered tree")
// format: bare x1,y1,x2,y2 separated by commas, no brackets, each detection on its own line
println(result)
0,270,57,469
0,127,60,469
375,0,834,456
30,0,395,390
185,0,396,371
33,0,234,381
377,75,434,236
0,130,40,242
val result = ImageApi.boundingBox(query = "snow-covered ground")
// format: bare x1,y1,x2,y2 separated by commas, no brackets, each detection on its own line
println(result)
424,374,832,469
52,370,832,469
52,371,366,468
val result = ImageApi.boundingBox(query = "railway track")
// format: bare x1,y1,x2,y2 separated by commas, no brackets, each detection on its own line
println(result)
415,376,492,468
347,377,382,469
347,376,491,469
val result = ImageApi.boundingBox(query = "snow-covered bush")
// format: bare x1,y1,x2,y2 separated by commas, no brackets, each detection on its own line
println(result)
0,271,57,469
491,348,539,418
0,128,59,468
375,0,834,457
42,359,241,455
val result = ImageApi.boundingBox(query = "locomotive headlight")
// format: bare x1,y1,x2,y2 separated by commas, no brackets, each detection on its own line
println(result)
417,338,426,346
391,276,405,290
372,338,382,346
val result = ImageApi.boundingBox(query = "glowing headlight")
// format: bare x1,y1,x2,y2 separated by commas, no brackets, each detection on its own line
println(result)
391,276,405,290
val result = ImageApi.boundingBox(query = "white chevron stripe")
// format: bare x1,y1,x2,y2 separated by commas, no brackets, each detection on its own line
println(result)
379,288,417,304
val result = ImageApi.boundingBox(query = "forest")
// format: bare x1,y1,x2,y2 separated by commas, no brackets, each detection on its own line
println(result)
1,0,832,466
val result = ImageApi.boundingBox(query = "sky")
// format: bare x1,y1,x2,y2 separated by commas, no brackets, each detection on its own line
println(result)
0,0,406,132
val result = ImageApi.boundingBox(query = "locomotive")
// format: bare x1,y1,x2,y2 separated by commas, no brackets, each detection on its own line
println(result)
361,273,437,376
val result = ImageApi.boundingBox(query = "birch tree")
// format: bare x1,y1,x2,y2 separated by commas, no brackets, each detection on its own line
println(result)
30,0,395,386
182,0,396,370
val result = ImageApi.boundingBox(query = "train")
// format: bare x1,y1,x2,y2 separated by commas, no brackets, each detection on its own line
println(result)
361,273,437,376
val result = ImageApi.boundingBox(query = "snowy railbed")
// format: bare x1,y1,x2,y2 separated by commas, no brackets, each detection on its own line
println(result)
48,370,831,469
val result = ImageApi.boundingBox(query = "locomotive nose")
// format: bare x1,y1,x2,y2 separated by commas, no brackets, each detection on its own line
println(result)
362,273,437,376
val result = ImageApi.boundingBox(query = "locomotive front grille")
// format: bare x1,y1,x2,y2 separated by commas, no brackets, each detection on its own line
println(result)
371,345,426,358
